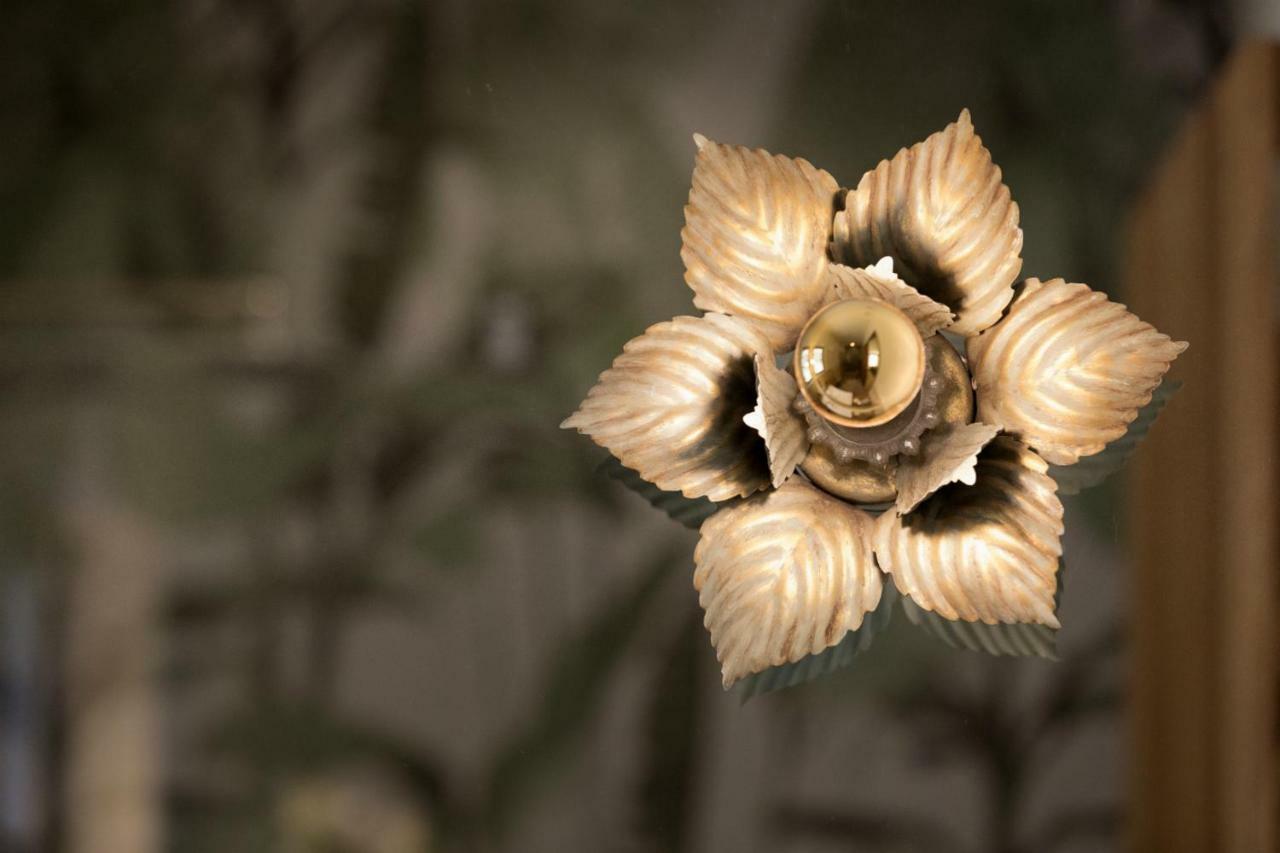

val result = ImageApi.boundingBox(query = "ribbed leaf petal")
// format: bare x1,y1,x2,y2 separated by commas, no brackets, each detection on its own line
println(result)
694,479,883,687
967,278,1187,466
833,110,1022,335
682,136,839,351
874,437,1063,627
563,313,771,501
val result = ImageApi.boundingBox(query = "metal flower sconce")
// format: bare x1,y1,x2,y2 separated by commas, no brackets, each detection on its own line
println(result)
563,110,1186,689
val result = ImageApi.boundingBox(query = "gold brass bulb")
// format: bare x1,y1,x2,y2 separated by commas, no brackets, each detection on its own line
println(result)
794,298,926,428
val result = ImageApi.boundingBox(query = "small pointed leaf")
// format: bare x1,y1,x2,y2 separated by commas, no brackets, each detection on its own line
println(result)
894,422,1000,514
825,260,953,337
743,354,808,488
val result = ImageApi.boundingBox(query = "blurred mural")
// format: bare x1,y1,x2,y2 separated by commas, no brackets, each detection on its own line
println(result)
0,1,1227,851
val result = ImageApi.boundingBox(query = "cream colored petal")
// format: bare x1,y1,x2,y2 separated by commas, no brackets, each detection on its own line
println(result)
694,479,883,687
681,135,840,351
967,278,1188,466
562,313,770,501
833,110,1022,335
825,259,954,337
736,585,898,699
894,422,1000,515
743,354,808,488
874,437,1063,627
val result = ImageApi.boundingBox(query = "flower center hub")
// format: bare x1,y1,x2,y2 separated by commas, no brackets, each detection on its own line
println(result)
796,334,974,506
793,298,925,427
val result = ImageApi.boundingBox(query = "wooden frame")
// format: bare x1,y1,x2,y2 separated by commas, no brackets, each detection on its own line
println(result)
1125,41,1279,853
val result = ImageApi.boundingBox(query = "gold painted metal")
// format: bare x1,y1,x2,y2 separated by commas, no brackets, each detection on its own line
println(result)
967,278,1188,466
682,135,839,351
894,422,1000,515
874,437,1064,627
929,333,975,429
832,110,1023,336
562,313,771,501
743,353,809,488
802,441,898,504
824,259,954,337
694,479,882,687
562,108,1190,687
794,298,925,428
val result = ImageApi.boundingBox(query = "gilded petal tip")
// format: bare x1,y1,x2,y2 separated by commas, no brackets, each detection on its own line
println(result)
560,410,583,430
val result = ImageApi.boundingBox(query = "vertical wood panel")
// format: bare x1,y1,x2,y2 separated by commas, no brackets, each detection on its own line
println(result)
1210,43,1279,853
1126,41,1279,853
1127,89,1218,853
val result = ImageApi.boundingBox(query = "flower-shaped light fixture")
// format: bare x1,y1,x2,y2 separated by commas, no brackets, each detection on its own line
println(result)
563,111,1186,688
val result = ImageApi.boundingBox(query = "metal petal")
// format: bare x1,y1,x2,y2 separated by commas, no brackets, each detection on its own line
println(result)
900,592,1058,659
894,422,1000,514
832,110,1023,335
1048,380,1181,495
597,456,723,530
825,258,954,337
681,135,840,351
694,479,884,687
967,278,1189,466
742,354,808,488
736,584,898,700
874,437,1063,627
562,313,770,501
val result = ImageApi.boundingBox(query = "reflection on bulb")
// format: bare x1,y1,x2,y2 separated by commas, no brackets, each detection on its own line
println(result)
794,298,925,427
